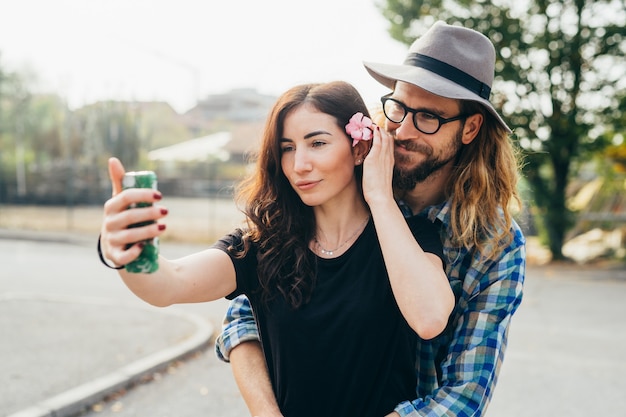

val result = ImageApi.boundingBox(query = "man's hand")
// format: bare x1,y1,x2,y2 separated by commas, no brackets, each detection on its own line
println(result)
384,412,400,417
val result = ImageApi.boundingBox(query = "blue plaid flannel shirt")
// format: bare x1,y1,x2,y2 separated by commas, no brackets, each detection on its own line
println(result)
215,199,526,417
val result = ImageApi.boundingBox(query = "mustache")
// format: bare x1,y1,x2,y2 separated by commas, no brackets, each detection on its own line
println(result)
394,139,432,155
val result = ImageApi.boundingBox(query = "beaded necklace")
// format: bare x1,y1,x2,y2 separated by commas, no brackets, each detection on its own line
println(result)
313,215,370,256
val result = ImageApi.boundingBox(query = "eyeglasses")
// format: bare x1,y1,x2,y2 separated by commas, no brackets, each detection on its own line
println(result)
380,94,471,135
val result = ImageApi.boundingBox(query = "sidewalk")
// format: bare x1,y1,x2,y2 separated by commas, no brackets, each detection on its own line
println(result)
0,229,217,417
2,292,214,417
3,227,625,417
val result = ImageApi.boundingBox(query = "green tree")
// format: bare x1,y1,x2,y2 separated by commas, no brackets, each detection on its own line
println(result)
602,91,626,173
0,61,74,203
379,0,626,260
0,65,33,199
75,101,142,166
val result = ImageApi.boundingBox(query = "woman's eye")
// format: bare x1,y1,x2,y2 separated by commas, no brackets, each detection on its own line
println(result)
312,141,326,148
281,146,294,153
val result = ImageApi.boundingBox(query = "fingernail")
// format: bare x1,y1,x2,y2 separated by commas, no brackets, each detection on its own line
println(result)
158,224,166,231
160,208,168,215
154,192,162,200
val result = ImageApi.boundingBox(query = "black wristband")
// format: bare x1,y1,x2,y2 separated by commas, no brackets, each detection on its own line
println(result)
97,234,125,270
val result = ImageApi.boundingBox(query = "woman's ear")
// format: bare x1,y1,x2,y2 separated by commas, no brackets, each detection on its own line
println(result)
353,140,371,165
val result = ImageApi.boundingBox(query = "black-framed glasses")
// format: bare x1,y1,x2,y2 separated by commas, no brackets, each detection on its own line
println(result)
381,94,471,135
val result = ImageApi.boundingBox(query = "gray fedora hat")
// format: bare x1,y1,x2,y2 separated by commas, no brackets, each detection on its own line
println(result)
364,21,511,133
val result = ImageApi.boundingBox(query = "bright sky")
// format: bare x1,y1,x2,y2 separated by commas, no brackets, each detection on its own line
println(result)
0,0,408,113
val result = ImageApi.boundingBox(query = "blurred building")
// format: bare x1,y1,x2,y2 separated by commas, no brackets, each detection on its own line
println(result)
147,122,264,198
183,88,276,136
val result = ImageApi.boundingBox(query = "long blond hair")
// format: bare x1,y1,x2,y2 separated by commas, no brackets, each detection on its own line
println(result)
447,100,522,259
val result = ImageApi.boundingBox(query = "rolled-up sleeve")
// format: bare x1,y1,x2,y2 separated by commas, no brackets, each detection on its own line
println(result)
215,294,261,362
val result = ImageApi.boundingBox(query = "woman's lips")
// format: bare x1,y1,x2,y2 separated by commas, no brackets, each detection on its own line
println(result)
295,180,320,190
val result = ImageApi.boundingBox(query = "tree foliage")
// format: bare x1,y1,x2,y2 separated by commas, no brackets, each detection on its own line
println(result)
378,0,626,259
0,60,144,204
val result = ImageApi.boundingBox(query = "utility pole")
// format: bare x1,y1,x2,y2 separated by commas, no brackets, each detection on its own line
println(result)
15,101,26,198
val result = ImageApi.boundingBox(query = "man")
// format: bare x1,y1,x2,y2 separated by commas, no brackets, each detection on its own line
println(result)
215,21,526,417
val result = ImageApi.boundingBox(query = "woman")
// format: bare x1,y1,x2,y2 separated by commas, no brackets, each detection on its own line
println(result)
99,81,454,416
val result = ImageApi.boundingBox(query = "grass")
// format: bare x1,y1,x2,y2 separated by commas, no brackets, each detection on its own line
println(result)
0,197,247,245
0,198,563,266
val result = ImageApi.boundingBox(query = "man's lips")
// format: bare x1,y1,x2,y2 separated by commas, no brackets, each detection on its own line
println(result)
395,141,413,154
395,139,415,150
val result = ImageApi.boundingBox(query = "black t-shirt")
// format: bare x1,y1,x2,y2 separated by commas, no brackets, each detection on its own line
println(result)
213,216,443,417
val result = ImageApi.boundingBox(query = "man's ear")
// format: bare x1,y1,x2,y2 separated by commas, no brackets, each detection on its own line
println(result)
462,113,483,145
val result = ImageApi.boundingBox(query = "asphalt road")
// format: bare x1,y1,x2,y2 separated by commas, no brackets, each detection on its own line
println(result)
2,230,625,416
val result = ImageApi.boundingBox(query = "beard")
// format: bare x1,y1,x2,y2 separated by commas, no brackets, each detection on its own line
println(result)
392,127,464,191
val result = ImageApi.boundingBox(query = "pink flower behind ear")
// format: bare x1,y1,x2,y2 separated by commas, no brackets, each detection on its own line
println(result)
345,112,374,147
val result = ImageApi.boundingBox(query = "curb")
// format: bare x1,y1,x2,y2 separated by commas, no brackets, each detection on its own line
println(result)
3,293,215,417
0,228,95,247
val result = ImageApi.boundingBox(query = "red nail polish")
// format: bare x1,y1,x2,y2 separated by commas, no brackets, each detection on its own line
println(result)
158,224,166,231
160,208,168,215
154,192,162,200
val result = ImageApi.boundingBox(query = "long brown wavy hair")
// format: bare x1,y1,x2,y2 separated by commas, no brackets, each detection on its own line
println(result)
447,100,523,259
231,81,371,309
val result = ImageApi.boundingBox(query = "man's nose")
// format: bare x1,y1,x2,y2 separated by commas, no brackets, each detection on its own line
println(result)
393,115,419,140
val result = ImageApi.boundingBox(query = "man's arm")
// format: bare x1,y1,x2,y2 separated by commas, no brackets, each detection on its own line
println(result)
395,234,525,417
230,341,284,417
215,295,283,416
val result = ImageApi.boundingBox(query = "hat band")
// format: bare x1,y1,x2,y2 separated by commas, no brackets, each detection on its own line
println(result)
404,53,491,100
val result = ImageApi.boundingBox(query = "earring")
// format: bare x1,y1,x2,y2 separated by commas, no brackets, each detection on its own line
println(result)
356,159,362,164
